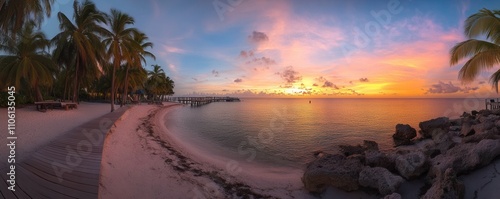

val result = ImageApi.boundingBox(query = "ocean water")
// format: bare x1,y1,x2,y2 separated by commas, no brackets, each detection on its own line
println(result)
163,98,485,168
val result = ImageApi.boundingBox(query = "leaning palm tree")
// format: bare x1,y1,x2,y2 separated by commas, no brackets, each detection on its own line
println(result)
450,8,500,91
52,0,107,103
102,9,139,112
120,32,155,106
0,0,54,35
0,22,56,101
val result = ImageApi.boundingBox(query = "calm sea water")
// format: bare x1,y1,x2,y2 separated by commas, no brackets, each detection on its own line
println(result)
164,98,485,167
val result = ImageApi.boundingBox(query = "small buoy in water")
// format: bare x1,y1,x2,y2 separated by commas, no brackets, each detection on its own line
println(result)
309,100,311,104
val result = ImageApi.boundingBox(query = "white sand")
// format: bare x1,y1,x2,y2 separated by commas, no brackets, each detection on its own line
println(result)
0,102,118,168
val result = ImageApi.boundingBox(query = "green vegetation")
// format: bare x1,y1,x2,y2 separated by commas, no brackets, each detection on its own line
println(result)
450,8,500,91
0,0,174,110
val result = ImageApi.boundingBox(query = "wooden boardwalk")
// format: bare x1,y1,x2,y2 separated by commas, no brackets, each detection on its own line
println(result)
0,106,129,199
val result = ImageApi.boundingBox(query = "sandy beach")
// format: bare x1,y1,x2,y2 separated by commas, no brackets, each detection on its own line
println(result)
0,102,119,169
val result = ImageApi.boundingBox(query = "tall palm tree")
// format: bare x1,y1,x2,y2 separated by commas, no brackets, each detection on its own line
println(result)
450,8,500,91
52,0,107,103
146,64,175,100
120,32,155,106
0,0,54,35
102,9,139,112
0,22,56,101
146,64,166,100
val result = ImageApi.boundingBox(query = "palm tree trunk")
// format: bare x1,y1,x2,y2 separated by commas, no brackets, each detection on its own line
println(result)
73,58,79,103
121,65,130,107
34,81,43,102
110,60,118,112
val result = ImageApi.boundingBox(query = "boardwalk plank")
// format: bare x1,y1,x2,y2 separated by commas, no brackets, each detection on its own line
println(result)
0,106,129,198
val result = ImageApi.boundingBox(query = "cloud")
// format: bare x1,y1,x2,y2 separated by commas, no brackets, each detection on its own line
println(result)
280,66,302,85
322,81,339,89
312,83,319,87
212,70,220,77
162,45,186,54
246,56,277,65
479,81,486,85
248,31,269,43
425,81,479,94
234,78,243,83
239,50,254,58
359,78,369,82
168,63,177,73
192,78,198,81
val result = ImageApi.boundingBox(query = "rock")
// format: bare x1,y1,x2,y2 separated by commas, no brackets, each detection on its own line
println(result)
450,118,462,126
449,126,461,131
460,122,475,137
461,112,471,118
495,120,500,128
479,109,492,116
472,122,495,134
302,154,363,192
358,167,405,195
393,139,413,147
363,140,379,151
462,128,500,143
365,150,395,171
382,193,402,199
395,151,428,179
421,168,464,199
429,139,500,178
471,110,478,116
419,117,450,138
479,114,499,123
393,124,416,146
339,140,379,156
339,144,365,156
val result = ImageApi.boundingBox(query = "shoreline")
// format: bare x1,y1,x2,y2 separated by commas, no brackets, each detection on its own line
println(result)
99,103,500,198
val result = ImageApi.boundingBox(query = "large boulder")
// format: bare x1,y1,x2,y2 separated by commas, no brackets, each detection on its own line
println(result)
421,168,464,199
393,124,416,146
471,122,495,134
419,117,450,138
462,128,500,143
395,151,428,179
429,139,500,178
460,122,475,137
302,154,363,192
358,167,404,195
365,150,396,171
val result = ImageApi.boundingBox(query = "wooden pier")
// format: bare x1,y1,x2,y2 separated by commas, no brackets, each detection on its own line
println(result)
486,98,500,110
174,97,240,107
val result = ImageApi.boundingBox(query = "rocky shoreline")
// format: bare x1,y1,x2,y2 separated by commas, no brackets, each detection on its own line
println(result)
302,109,500,199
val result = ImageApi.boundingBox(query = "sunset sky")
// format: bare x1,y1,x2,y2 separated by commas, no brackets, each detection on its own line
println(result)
42,0,500,98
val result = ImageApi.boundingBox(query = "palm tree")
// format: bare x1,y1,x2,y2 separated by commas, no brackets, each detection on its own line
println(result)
146,64,175,101
146,64,165,100
0,22,56,101
102,9,139,112
450,8,500,91
52,0,107,103
120,32,155,106
0,0,54,35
